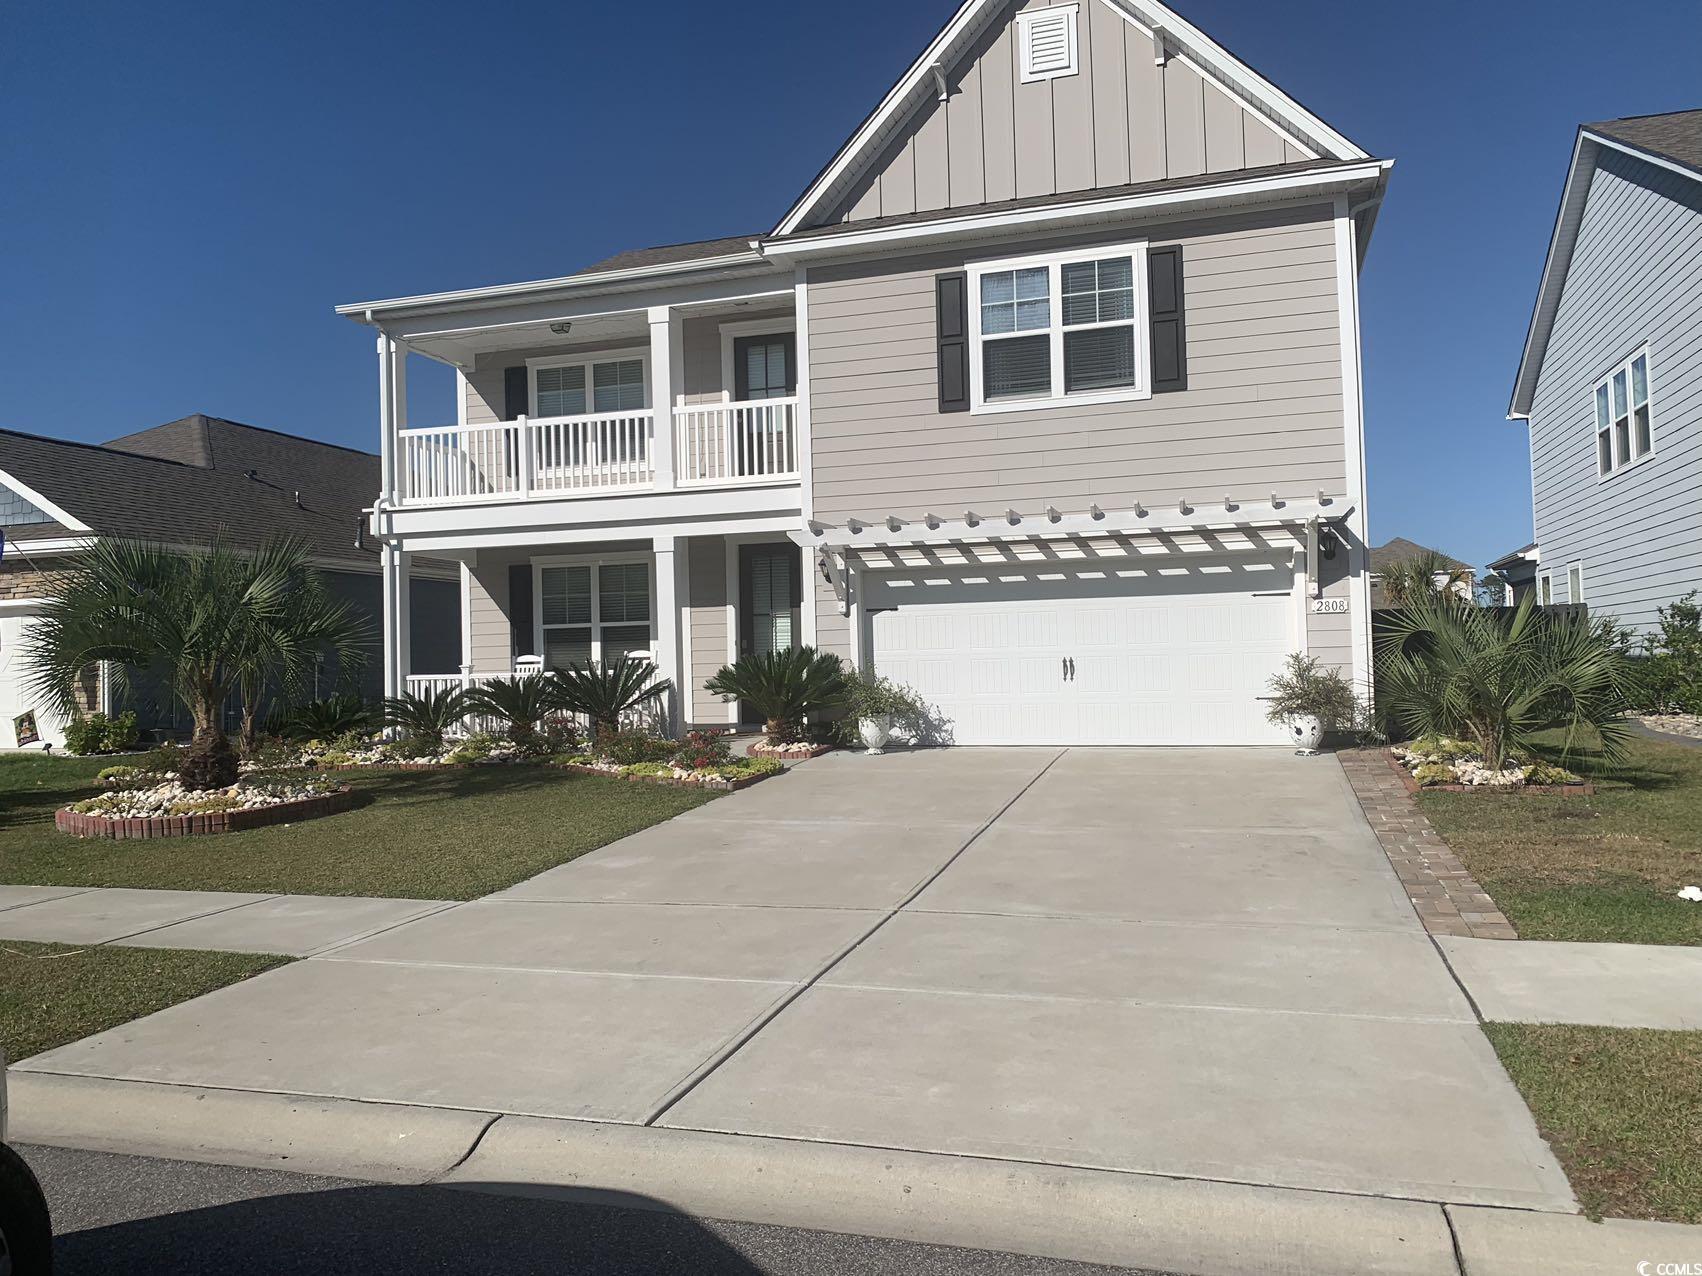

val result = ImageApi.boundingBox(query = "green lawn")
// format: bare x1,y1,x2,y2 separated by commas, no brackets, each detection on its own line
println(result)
0,753,715,899
1419,735,1702,944
0,940,287,1063
1486,1023,1702,1223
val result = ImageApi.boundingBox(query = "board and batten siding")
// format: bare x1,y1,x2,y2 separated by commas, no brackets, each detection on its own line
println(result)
1528,147,1702,631
824,0,1308,227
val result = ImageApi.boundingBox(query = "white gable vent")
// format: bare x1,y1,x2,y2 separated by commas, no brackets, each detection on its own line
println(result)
1018,5,1079,83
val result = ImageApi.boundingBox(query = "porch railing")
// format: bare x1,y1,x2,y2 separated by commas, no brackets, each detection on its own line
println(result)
396,411,655,505
675,397,799,486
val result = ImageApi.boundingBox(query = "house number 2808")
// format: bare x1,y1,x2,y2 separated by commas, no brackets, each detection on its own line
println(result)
1310,598,1349,614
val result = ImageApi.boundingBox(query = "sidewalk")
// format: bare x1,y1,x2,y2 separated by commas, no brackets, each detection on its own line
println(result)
1438,936,1702,1029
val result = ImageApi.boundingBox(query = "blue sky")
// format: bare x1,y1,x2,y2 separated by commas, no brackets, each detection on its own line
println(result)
2,0,1698,567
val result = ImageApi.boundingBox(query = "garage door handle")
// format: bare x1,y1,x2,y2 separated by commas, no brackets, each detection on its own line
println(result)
1062,657,1068,681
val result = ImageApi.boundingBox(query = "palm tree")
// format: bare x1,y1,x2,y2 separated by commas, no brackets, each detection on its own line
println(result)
704,647,848,744
462,675,558,747
235,561,371,753
1376,590,1635,770
27,536,368,788
554,660,671,740
381,685,468,753
1379,549,1474,608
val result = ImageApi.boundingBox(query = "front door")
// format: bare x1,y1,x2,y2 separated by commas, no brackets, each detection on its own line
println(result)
738,542,802,727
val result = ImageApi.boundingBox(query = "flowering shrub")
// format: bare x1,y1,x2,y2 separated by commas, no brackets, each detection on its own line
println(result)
672,730,733,770
597,728,675,766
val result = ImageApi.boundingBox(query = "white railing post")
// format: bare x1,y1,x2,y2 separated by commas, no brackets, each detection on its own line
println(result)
649,305,677,491
516,415,534,500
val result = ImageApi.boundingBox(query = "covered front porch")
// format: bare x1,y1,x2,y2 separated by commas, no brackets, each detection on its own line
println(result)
386,529,816,733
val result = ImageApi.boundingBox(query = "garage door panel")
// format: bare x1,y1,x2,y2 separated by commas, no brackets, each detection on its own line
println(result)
869,566,1295,747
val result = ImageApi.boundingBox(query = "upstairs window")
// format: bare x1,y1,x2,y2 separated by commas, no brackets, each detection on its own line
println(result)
530,354,648,419
1595,349,1652,477
1018,5,1078,82
970,242,1149,413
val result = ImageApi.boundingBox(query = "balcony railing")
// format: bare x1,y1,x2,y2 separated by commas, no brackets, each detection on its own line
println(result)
391,399,798,507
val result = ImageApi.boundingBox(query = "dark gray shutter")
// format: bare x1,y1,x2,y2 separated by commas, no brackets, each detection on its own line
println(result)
503,365,529,419
936,271,970,413
508,564,534,663
1148,246,1187,393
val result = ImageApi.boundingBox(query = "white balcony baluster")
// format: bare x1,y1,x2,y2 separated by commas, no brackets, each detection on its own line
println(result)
675,397,799,487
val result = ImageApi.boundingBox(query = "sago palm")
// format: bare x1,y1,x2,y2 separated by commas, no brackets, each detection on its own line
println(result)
1376,590,1635,770
704,647,848,744
554,659,671,739
381,685,468,752
27,536,368,788
463,675,558,746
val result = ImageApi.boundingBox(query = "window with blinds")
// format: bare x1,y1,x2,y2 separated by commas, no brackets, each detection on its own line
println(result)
749,551,795,654
531,356,647,418
537,562,651,667
972,243,1146,410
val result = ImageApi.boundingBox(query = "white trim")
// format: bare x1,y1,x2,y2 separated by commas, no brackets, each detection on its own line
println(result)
765,162,1390,260
0,535,94,557
1333,197,1372,701
1537,570,1554,606
1592,345,1654,480
1017,4,1079,83
967,239,1151,415
454,368,469,429
0,597,48,616
718,316,798,405
1588,130,1702,188
770,0,1367,237
793,267,815,525
1566,560,1585,605
531,552,657,669
1289,550,1309,654
458,557,475,670
525,347,650,416
0,466,93,533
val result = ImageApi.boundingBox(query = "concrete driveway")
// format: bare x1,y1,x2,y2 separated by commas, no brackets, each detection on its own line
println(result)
17,748,1573,1213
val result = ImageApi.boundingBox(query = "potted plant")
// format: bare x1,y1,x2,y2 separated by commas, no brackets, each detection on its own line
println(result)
1262,653,1359,754
844,670,932,755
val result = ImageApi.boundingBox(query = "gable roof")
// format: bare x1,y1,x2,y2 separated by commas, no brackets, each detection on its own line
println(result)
0,416,383,567
1369,537,1471,575
1486,543,1539,573
772,0,1370,237
1509,109,1702,418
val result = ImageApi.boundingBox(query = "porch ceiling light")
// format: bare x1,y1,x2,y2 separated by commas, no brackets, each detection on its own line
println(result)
549,321,573,335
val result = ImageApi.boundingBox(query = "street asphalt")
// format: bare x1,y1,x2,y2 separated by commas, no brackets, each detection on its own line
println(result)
23,1143,1169,1276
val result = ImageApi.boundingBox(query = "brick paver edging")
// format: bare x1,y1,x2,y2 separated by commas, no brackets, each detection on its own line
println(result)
56,787,356,840
1336,749,1519,940
747,742,835,760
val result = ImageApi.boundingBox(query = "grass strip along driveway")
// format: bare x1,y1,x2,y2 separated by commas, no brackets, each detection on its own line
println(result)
1420,734,1702,945
1486,1023,1702,1224
0,754,714,900
1,940,287,1062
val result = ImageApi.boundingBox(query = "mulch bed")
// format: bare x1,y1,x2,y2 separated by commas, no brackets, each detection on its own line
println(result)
55,786,357,840
1385,750,1594,797
554,763,775,792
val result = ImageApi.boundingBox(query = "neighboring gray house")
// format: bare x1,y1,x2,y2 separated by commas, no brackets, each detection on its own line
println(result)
340,0,1390,746
0,415,458,747
1484,543,1540,606
1510,109,1702,630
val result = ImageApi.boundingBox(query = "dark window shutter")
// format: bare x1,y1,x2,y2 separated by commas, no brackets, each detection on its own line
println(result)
503,365,529,420
1148,246,1187,393
508,564,534,663
936,271,970,413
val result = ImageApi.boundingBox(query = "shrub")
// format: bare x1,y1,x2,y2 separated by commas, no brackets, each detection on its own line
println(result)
446,732,497,765
143,741,183,775
1262,654,1359,728
97,765,153,789
278,694,380,743
844,671,938,741
62,710,139,755
701,757,783,781
1377,591,1635,771
1636,593,1702,714
382,686,468,753
1523,761,1581,786
555,660,671,738
597,728,675,766
1412,762,1454,787
704,647,849,744
463,676,557,747
621,761,673,777
672,729,733,771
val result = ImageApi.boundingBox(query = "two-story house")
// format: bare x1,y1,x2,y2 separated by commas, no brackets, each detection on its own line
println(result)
338,0,1390,747
1509,109,1702,629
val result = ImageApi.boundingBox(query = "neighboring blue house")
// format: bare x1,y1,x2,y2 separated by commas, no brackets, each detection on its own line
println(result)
1509,109,1702,630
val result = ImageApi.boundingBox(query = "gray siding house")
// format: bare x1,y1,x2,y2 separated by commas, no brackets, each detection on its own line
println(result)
341,0,1390,746
1510,110,1702,630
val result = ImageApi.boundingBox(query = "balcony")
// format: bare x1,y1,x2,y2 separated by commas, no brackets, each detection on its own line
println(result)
394,398,799,508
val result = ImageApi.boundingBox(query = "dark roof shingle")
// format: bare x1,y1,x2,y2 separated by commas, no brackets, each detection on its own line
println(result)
1370,537,1471,574
1586,109,1702,177
573,234,760,277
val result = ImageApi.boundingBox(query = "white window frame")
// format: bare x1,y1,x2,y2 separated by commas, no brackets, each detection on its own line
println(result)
1593,346,1653,481
1566,561,1584,605
1537,571,1553,606
1017,4,1079,83
967,240,1151,416
718,317,798,405
531,553,656,668
525,348,649,419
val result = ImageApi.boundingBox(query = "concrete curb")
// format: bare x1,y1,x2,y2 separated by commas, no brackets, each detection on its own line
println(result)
5,1072,494,1184
1448,1205,1702,1275
443,1115,1461,1276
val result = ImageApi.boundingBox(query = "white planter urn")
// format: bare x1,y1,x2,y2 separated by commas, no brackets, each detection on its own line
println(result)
1286,714,1325,754
858,715,895,754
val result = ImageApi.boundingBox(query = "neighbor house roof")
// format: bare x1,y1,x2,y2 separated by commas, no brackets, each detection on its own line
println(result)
1486,543,1540,572
0,416,381,567
1510,109,1702,417
1370,537,1471,575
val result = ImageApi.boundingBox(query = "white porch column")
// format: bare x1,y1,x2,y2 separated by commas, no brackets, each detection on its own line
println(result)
653,535,682,732
381,544,412,700
648,306,679,490
458,556,476,675
376,334,407,504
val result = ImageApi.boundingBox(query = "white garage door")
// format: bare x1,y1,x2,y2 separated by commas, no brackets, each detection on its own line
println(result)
868,568,1296,746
